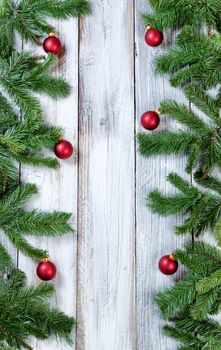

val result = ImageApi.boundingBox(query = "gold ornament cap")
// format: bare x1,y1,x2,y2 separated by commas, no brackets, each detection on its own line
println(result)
155,108,161,115
169,254,176,261
146,24,152,30
49,32,56,37
42,257,49,263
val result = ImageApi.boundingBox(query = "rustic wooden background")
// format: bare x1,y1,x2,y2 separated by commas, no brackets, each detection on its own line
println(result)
4,1,190,349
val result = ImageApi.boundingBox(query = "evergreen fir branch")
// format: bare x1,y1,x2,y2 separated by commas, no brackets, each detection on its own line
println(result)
10,210,73,236
169,65,203,88
207,292,221,316
203,133,221,175
160,99,210,131
0,157,18,195
0,270,76,348
17,283,55,301
174,315,221,339
155,28,221,88
7,269,26,290
175,24,215,46
142,1,221,30
175,241,221,275
27,52,56,75
0,0,89,347
163,325,200,348
215,218,221,246
142,11,178,31
26,74,71,98
138,131,195,157
0,1,14,57
167,173,198,195
184,84,220,124
164,317,221,349
196,269,221,294
156,43,203,75
148,190,195,216
0,0,91,46
0,94,18,132
216,87,221,107
25,125,62,150
15,155,58,169
0,244,12,271
1,52,70,117
148,173,221,237
185,142,201,174
0,344,17,350
155,242,221,345
0,184,38,212
5,84,42,119
2,123,61,153
194,172,221,196
22,0,91,19
0,135,25,155
142,1,221,349
175,196,211,235
155,274,196,319
148,172,200,217
0,185,73,259
27,304,76,343
190,288,220,320
138,86,221,173
4,228,47,260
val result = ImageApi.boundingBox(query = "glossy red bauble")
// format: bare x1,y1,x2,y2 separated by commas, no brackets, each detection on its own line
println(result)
158,255,178,275
145,27,163,47
54,139,74,159
141,111,160,130
37,258,57,281
43,33,62,55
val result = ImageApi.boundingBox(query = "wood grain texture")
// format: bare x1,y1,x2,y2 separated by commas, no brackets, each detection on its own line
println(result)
17,18,79,350
1,2,197,349
135,1,188,349
77,1,135,349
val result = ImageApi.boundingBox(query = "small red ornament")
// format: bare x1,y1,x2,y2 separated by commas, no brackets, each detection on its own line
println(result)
37,257,57,281
145,25,163,47
141,110,160,130
54,139,74,159
158,254,178,275
43,32,62,55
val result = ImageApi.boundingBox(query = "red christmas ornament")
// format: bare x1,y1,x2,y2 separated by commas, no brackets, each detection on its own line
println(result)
158,254,178,275
37,257,57,281
54,139,74,159
145,25,163,47
141,110,160,130
43,32,62,55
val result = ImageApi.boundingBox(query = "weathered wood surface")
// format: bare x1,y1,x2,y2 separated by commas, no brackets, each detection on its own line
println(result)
16,18,79,350
77,1,135,349
135,1,189,349
1,1,196,349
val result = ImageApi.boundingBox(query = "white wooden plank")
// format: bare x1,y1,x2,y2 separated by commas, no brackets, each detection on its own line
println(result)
77,2,135,349
135,2,189,349
17,19,79,350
